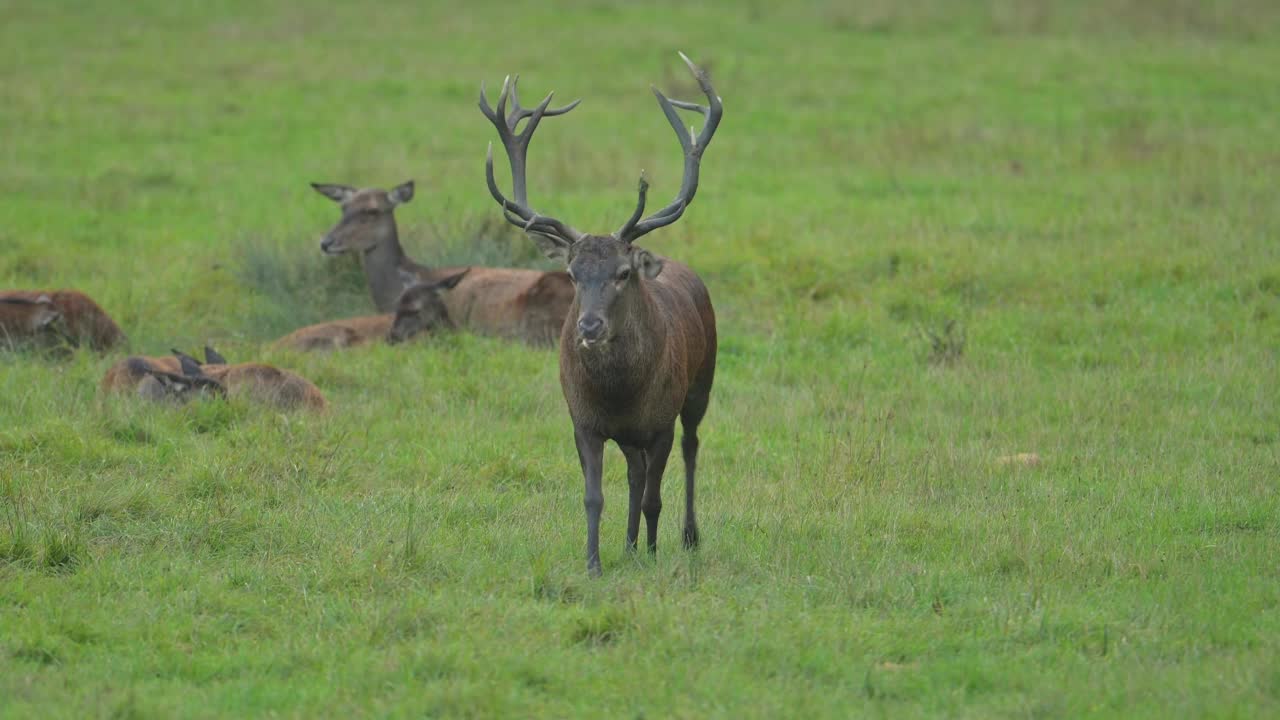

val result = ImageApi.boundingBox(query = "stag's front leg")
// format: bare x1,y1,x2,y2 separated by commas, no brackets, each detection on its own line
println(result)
642,428,675,554
620,444,647,553
574,427,606,576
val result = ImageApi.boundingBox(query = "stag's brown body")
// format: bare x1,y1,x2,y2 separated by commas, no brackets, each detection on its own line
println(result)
560,257,716,446
481,52,723,575
311,181,571,347
0,289,125,351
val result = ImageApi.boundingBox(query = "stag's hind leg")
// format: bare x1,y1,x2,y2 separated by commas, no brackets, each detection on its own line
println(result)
679,385,713,549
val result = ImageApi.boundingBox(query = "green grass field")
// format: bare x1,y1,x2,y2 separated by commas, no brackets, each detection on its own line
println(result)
2,0,1279,716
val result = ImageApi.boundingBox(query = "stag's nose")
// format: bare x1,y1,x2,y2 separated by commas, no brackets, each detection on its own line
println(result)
320,236,337,254
577,315,606,343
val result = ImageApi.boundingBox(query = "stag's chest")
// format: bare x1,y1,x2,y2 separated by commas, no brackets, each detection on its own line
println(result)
559,349,686,441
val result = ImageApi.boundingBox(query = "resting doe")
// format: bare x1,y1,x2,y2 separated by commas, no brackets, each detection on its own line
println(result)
273,269,468,351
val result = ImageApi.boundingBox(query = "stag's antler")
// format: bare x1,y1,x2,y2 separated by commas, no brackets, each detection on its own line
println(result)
616,52,723,243
480,76,583,247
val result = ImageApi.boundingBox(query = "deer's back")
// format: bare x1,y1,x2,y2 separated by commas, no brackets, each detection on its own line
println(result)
274,315,392,351
3,289,125,351
100,355,186,393
431,266,571,346
206,363,328,412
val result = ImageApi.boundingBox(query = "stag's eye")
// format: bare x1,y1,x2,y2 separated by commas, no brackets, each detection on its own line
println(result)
616,268,631,283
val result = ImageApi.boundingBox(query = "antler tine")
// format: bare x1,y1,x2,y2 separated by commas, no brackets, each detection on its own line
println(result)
615,173,650,239
484,144,580,248
479,72,582,215
619,51,723,243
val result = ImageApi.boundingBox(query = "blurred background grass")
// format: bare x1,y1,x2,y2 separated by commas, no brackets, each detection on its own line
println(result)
1,0,1278,716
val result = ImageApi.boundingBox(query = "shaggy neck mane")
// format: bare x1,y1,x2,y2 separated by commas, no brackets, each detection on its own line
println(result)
570,279,665,402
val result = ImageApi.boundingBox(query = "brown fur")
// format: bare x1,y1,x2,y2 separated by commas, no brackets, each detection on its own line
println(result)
273,315,393,352
560,253,716,444
0,289,125,351
479,52,723,575
0,295,61,348
312,182,571,346
273,267,468,351
101,355,327,412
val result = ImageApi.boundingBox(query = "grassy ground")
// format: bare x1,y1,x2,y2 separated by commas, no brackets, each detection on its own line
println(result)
2,0,1279,716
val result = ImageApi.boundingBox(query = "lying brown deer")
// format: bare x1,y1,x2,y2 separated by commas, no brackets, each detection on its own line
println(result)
0,289,125,351
101,347,327,411
481,52,721,575
312,97,576,348
0,295,62,349
273,269,468,351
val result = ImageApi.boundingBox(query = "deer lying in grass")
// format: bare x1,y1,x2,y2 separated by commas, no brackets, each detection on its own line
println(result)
0,295,62,349
273,269,468,351
101,347,328,411
481,52,721,575
312,101,576,348
0,289,125,351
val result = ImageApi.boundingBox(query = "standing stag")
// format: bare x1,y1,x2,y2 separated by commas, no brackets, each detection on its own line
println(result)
311,153,576,345
481,52,722,575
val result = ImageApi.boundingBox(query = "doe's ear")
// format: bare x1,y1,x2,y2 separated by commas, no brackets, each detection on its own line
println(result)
435,267,470,291
204,345,227,365
311,183,357,204
171,350,206,378
529,233,572,264
388,180,415,206
632,248,664,279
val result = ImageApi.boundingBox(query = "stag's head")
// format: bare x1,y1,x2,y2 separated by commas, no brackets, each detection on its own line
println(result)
387,268,470,344
480,52,721,349
311,181,415,255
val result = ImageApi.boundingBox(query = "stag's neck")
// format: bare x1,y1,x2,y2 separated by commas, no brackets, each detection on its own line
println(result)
569,284,665,400
361,225,431,312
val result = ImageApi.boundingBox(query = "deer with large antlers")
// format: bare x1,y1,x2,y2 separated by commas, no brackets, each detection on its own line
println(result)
481,52,722,575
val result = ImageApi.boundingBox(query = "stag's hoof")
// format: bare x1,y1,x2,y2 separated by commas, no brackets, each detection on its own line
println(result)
683,525,700,549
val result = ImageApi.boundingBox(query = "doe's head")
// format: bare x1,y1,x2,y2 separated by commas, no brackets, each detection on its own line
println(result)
387,268,470,344
311,180,414,255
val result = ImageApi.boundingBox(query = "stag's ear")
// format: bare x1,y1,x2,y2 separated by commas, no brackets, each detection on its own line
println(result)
203,346,227,365
529,233,572,264
311,183,357,204
632,248,664,279
435,268,470,291
388,180,415,206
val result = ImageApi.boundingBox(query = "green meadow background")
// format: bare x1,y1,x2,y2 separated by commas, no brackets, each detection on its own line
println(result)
2,1,1279,716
